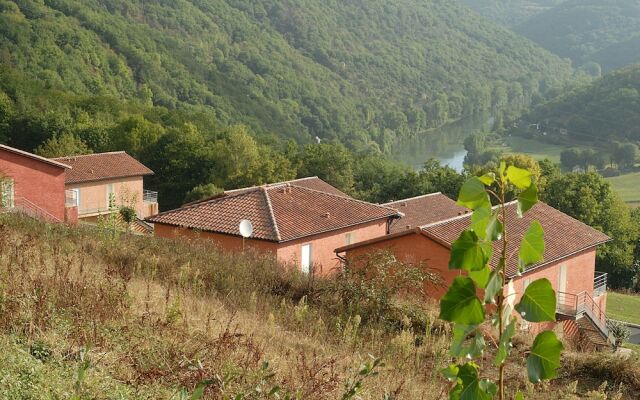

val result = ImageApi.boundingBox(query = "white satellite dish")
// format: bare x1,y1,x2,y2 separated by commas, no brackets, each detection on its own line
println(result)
239,219,253,238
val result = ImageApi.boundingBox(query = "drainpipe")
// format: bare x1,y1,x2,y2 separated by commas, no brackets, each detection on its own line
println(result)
387,212,404,234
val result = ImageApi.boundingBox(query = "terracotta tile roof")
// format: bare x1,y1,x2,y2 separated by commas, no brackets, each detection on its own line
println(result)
384,193,470,233
0,144,71,169
147,184,398,242
52,152,153,184
422,201,611,278
225,177,350,198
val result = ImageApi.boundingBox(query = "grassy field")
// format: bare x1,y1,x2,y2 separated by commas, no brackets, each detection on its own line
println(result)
606,171,640,207
607,292,640,325
502,136,579,163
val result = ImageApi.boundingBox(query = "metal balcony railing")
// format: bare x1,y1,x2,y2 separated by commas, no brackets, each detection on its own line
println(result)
143,190,158,203
557,290,613,345
593,271,607,298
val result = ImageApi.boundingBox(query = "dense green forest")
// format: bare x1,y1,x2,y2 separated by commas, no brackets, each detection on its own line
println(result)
0,0,574,153
458,0,561,27
514,65,640,145
515,0,640,72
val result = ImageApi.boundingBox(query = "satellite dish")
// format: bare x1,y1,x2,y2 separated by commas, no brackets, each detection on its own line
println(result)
239,219,253,238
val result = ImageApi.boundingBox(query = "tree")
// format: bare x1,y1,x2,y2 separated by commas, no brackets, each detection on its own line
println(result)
613,142,638,170
542,172,638,289
184,183,224,204
419,159,466,200
560,148,581,170
298,142,355,193
35,133,92,158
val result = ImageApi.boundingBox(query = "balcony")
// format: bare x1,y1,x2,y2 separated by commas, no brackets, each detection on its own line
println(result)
593,271,607,298
143,190,158,204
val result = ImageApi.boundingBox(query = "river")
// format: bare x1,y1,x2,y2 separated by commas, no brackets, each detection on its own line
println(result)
390,112,494,172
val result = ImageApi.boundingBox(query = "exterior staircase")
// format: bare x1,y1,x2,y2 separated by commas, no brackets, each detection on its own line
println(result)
1,196,63,223
556,272,613,350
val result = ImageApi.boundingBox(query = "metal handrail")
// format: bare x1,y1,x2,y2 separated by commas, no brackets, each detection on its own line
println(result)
557,290,612,344
593,271,607,297
143,190,158,203
2,197,63,223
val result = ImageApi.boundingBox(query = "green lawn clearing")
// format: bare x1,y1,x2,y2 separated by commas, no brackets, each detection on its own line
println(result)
606,171,640,206
607,291,640,325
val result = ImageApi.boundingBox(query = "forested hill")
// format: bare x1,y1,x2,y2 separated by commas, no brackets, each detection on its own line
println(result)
517,65,640,143
514,0,640,72
0,0,573,150
458,0,562,27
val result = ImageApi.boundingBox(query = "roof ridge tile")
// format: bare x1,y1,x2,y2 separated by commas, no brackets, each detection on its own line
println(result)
262,187,282,241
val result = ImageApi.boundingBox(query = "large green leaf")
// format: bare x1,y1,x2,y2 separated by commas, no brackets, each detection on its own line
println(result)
517,183,538,217
457,177,490,210
494,317,516,366
506,166,533,190
478,173,496,186
515,278,557,322
449,230,492,272
527,331,563,383
518,221,545,272
451,324,485,358
469,266,491,289
449,363,496,400
439,277,485,325
483,270,503,304
471,205,503,241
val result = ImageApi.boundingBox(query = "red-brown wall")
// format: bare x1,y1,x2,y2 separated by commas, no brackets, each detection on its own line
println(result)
342,232,463,298
342,233,603,338
0,148,67,221
277,220,388,275
153,219,388,276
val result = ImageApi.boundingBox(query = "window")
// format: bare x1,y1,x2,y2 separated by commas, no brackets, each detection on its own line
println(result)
301,244,312,274
558,264,567,293
72,188,80,207
106,184,114,208
1,178,14,208
345,232,355,245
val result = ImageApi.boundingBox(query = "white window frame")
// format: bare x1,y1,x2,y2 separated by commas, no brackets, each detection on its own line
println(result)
72,188,80,208
106,183,115,208
301,244,312,274
558,264,567,294
345,232,355,245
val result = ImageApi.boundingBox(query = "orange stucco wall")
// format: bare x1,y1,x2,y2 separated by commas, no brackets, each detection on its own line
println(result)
342,232,462,298
153,223,279,254
0,148,67,221
153,219,388,276
277,220,388,275
69,176,153,219
342,233,603,338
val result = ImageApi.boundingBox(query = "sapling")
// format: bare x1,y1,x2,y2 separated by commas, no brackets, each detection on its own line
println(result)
439,162,563,399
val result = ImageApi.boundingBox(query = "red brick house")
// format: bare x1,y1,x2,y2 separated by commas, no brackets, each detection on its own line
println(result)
147,177,400,275
0,144,77,223
52,152,158,224
336,199,611,347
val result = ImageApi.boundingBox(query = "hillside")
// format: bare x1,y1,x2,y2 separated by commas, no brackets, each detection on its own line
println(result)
0,0,574,150
1,213,639,399
515,0,640,72
517,65,640,143
458,0,562,27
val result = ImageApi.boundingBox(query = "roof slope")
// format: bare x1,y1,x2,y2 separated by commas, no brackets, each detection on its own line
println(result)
52,152,153,184
384,193,469,233
147,184,398,242
422,201,611,278
225,177,350,198
0,144,71,169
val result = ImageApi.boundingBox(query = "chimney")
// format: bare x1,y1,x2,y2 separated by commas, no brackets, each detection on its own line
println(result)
406,224,411,229
323,212,330,218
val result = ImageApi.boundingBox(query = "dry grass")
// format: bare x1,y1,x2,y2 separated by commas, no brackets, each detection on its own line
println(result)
0,214,638,399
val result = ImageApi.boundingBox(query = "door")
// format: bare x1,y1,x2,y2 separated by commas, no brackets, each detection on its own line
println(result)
106,183,114,209
1,178,14,208
558,264,567,294
301,244,312,274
